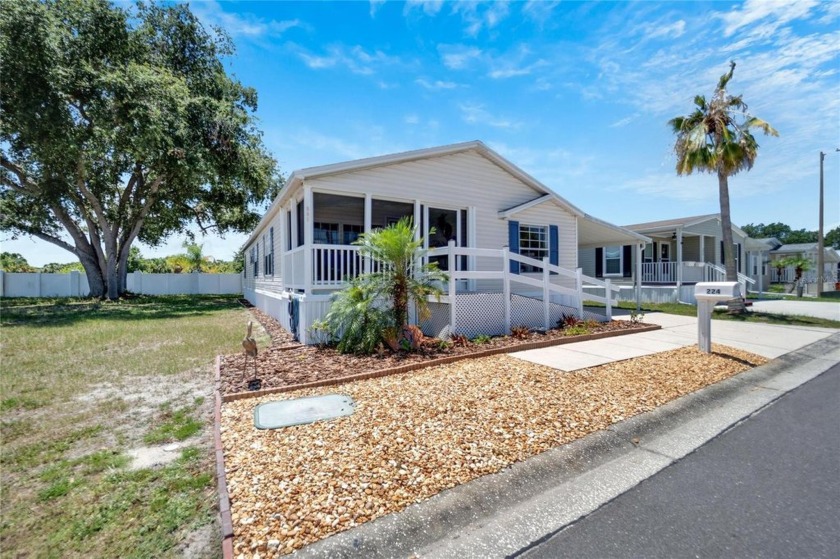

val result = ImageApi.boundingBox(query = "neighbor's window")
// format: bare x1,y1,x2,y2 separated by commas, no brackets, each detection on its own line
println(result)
519,224,548,273
604,245,622,275
342,224,363,245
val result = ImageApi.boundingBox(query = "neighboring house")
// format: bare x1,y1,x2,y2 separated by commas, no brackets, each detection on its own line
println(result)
768,242,840,287
744,237,782,292
242,141,648,343
579,214,755,301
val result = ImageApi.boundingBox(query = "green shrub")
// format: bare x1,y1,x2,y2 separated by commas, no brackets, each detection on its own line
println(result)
325,280,392,355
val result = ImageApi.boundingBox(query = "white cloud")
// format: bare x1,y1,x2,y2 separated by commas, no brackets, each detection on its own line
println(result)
294,44,403,75
415,78,459,90
645,19,686,40
459,102,522,129
404,114,420,125
403,0,444,17
191,1,301,39
369,0,386,18
453,1,511,37
438,44,483,70
487,45,547,79
610,113,640,128
522,1,560,26
716,0,819,37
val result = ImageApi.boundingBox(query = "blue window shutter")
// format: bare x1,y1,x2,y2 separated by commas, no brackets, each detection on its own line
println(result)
508,220,520,274
549,225,559,271
549,225,559,265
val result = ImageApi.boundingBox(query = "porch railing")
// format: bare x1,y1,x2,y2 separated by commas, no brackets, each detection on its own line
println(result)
641,261,679,283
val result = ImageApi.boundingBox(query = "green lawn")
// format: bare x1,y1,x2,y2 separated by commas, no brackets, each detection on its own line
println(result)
612,300,840,329
0,295,256,558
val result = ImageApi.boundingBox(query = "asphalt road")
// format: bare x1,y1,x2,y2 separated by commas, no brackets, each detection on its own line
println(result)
516,362,840,559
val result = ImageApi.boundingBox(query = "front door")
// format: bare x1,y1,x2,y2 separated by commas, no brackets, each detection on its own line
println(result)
425,206,465,271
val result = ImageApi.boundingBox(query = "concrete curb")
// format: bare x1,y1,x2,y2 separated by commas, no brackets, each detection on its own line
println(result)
222,324,661,403
290,331,840,559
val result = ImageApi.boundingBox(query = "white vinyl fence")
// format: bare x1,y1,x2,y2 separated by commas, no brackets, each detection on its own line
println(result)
0,271,242,298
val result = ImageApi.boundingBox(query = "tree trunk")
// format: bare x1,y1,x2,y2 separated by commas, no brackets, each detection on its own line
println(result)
718,171,746,314
77,246,106,298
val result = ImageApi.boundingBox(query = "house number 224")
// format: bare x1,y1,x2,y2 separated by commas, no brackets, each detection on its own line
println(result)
706,288,722,294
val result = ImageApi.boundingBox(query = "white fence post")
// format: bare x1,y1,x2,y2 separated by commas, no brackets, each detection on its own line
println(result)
605,278,613,320
542,257,550,330
0,270,4,297
502,247,511,334
448,240,456,333
36,272,42,297
575,268,584,319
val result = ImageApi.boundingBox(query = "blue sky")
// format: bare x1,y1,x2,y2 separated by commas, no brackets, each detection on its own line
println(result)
7,0,840,266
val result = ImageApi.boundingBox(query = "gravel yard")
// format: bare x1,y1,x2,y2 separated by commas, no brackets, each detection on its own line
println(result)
221,343,767,557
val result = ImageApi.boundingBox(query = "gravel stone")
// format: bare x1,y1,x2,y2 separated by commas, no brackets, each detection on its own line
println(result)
221,343,766,557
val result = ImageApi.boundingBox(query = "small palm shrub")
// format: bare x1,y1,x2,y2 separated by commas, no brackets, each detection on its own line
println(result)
325,279,392,355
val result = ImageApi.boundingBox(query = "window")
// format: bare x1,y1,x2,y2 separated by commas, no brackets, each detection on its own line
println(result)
268,227,274,276
314,222,339,244
604,245,622,276
296,200,304,248
253,244,259,277
643,243,653,263
342,224,363,245
519,224,548,273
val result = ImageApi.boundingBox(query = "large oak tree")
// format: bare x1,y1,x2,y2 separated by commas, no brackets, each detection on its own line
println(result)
0,0,282,298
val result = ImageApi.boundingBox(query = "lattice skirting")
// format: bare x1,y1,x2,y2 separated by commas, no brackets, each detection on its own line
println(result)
420,292,607,339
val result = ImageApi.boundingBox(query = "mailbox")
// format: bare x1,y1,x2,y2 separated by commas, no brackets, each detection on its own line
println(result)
694,282,742,353
694,281,741,302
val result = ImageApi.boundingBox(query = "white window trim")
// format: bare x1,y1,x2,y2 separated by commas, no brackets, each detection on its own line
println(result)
603,245,623,277
519,223,549,272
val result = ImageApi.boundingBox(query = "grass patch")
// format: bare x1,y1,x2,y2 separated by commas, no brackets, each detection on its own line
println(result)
144,402,204,445
614,301,840,328
0,295,247,558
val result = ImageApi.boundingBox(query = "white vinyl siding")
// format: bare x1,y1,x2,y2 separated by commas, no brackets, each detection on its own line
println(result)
308,152,574,270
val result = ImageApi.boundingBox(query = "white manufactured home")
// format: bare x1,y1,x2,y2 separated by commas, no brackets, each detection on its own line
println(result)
579,214,758,303
242,141,649,344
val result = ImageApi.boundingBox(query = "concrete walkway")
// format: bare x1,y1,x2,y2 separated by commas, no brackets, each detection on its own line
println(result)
510,311,837,370
749,298,840,321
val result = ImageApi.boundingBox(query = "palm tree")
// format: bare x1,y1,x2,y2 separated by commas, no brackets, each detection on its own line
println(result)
669,61,778,312
355,217,448,329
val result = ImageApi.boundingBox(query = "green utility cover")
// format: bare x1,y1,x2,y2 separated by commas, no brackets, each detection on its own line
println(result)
253,394,356,430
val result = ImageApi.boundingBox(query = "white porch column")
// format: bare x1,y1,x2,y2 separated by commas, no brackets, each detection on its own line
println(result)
467,207,476,290
364,194,373,274
290,199,298,248
636,243,643,312
303,186,313,293
278,208,287,291
502,247,511,333
676,228,683,290
448,240,457,333
699,235,706,264
542,257,550,330
575,267,584,319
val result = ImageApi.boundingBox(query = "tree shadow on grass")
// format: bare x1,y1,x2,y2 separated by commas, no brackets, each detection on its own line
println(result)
0,295,243,328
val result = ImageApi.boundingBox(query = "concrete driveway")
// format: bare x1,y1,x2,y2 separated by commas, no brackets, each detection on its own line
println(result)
510,311,837,371
749,299,840,321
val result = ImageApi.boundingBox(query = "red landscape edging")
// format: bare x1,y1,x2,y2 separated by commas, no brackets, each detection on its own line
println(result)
213,355,235,559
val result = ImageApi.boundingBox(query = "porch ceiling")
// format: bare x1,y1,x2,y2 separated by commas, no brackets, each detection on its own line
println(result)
578,215,650,249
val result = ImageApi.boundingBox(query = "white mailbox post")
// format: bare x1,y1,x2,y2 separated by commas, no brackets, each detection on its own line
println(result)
694,282,741,353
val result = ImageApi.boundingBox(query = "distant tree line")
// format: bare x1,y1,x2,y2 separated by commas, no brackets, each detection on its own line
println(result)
741,222,840,249
0,243,243,274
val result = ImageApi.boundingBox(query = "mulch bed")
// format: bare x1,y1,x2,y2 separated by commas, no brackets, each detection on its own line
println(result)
220,307,650,396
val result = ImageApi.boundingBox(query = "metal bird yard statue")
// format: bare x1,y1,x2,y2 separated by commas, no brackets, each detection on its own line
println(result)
242,321,261,390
